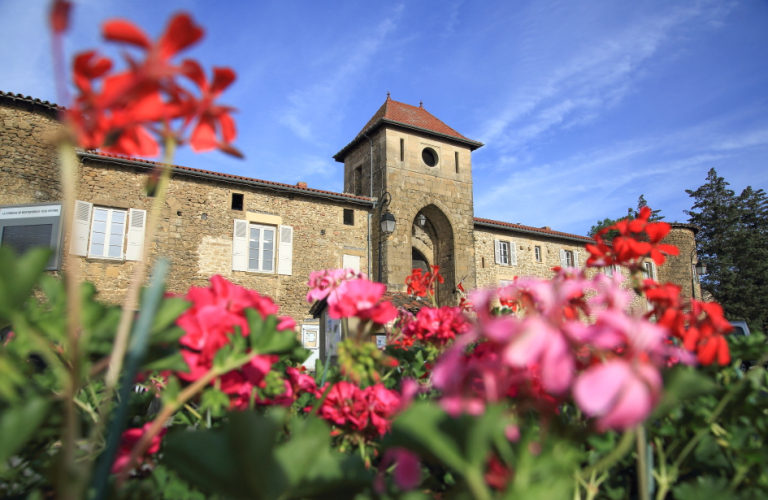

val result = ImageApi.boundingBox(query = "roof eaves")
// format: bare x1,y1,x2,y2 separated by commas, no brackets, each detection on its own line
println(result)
333,118,484,162
473,218,593,244
77,151,374,207
0,91,64,115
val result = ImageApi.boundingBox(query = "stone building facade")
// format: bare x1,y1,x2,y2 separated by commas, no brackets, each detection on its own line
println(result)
0,91,702,331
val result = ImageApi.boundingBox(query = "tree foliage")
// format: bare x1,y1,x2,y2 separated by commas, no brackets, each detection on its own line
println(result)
686,168,768,331
588,195,664,237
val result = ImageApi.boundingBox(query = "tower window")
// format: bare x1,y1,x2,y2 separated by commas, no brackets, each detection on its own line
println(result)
455,152,459,173
231,193,244,211
400,138,404,161
422,147,438,167
343,209,354,226
353,166,363,196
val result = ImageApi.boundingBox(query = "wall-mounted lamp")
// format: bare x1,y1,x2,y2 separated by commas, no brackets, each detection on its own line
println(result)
416,213,426,227
378,192,394,282
695,261,707,276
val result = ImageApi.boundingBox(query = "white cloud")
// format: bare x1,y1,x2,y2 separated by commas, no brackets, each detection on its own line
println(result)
474,1,735,156
277,5,403,147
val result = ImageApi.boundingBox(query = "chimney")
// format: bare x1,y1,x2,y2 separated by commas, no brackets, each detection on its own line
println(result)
542,226,551,230
297,182,307,188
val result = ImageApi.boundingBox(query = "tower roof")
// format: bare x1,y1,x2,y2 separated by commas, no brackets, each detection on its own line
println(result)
333,95,483,161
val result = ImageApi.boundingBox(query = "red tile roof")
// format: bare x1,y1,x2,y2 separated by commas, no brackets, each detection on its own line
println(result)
382,291,430,313
474,217,594,243
79,150,373,205
334,95,483,161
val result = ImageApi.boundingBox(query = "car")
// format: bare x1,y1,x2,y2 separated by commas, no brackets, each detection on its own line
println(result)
730,320,751,337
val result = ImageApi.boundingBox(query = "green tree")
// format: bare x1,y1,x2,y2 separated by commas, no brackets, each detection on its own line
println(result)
685,168,768,331
587,195,664,237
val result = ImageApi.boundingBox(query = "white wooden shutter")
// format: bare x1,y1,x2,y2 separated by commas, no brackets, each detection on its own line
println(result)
605,265,613,277
232,219,248,271
342,254,361,272
125,208,146,261
69,200,92,256
494,240,502,264
277,225,293,275
509,241,517,266
559,249,567,268
573,250,580,268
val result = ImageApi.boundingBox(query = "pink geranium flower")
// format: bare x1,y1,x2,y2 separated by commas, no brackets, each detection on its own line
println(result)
573,359,662,431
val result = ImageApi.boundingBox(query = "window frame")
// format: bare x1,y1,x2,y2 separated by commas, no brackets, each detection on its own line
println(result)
564,250,575,267
535,245,542,262
343,209,354,226
247,223,277,274
87,206,127,260
0,202,63,270
498,240,510,265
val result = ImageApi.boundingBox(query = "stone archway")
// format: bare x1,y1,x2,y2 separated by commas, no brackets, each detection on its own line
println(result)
411,204,455,305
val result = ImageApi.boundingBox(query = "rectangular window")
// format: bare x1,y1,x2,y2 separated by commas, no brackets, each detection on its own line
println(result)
455,152,459,173
642,261,654,280
353,166,363,196
231,193,244,211
535,246,542,262
88,207,126,259
400,139,404,161
343,209,354,226
500,279,514,287
564,250,574,267
498,241,510,265
248,224,276,273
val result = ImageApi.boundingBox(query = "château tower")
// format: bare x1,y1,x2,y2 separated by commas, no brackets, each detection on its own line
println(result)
333,95,483,304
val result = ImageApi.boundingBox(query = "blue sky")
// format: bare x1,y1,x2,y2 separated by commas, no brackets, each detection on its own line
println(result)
1,0,767,236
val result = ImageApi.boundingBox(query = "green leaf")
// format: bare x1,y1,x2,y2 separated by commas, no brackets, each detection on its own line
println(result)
164,428,253,499
227,411,289,500
653,366,719,417
274,417,333,486
0,246,50,320
142,351,188,372
151,297,191,339
0,397,50,467
389,402,467,472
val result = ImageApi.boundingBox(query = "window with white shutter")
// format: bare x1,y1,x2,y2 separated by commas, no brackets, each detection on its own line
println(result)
125,208,146,261
70,200,92,256
494,239,511,265
278,225,293,275
231,219,248,271
573,250,579,268
559,249,567,268
248,224,276,273
88,207,127,259
509,241,517,266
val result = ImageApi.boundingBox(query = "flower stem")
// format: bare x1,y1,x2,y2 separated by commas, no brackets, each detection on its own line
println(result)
105,138,177,391
57,139,84,500
637,426,650,500
580,429,637,479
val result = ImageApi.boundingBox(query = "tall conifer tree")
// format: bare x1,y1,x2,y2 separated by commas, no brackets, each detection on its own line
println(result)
686,169,768,331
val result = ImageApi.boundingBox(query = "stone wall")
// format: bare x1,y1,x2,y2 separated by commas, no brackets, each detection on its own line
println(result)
378,126,477,302
657,224,701,301
474,226,590,287
0,101,371,329
0,101,62,206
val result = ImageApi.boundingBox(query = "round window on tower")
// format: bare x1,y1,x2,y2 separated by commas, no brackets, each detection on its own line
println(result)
422,147,438,167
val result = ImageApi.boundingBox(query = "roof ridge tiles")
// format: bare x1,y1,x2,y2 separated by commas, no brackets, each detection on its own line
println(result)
79,150,372,202
473,217,594,242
